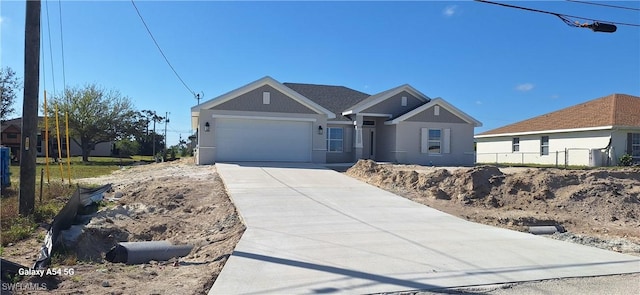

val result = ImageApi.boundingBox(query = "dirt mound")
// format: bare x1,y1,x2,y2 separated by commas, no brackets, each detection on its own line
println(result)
6,160,246,294
347,160,640,253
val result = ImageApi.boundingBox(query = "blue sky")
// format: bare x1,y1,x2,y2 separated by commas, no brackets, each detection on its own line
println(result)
2,1,639,146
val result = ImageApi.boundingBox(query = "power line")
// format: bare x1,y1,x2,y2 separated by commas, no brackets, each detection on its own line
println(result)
566,0,640,12
58,0,67,94
44,0,56,95
475,0,640,27
40,14,46,91
130,0,195,95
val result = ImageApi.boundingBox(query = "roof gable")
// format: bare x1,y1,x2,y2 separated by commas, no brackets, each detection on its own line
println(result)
192,76,335,118
212,84,317,114
386,98,482,127
342,84,430,116
477,94,640,137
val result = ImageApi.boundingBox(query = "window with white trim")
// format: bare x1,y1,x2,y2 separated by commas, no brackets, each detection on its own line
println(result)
434,106,440,116
512,137,520,152
540,136,549,156
428,129,442,154
326,128,343,152
401,96,407,107
631,133,640,158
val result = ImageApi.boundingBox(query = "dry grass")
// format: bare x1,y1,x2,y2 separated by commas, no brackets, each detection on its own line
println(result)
1,182,76,246
1,156,131,246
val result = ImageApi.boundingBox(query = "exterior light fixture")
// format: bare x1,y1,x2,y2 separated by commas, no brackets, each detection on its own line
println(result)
204,122,210,132
318,126,323,135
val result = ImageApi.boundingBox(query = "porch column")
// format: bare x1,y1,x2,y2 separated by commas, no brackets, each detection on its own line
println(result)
354,114,363,160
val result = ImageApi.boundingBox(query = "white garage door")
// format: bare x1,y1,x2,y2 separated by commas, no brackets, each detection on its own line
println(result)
214,118,312,162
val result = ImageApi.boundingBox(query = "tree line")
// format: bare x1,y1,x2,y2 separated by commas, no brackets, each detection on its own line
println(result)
1,66,190,162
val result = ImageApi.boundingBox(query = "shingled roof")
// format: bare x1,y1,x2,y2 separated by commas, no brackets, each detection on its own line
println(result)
283,83,371,121
477,93,640,136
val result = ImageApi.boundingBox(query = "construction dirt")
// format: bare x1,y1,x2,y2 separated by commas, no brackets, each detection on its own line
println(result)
3,159,639,294
346,160,640,255
1,158,245,294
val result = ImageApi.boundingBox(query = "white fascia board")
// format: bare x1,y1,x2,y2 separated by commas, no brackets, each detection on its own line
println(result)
327,121,354,125
194,76,336,119
346,84,431,114
387,97,482,127
270,81,336,119
195,76,274,110
359,113,392,118
212,114,318,122
341,110,354,116
474,125,614,138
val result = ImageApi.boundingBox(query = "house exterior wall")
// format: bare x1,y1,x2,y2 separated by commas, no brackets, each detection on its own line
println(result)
611,127,640,164
362,91,423,117
406,105,467,124
395,122,475,166
196,109,327,165
212,85,316,114
83,142,113,157
1,126,112,160
325,123,354,163
476,129,613,166
1,125,21,145
376,123,397,162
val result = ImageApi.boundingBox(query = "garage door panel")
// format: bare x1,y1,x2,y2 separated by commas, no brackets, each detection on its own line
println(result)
214,118,311,162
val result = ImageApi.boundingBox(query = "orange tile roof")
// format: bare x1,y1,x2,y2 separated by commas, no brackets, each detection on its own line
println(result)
478,94,640,136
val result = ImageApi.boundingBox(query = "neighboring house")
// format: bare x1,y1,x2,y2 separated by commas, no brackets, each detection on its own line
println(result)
475,94,640,166
190,76,481,165
0,117,113,162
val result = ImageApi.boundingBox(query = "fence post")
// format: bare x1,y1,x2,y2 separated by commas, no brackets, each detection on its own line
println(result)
565,148,568,168
495,153,498,164
555,151,558,167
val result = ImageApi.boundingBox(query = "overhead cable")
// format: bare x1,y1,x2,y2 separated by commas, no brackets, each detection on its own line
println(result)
130,0,195,96
44,0,56,95
475,0,640,27
58,0,67,94
566,0,640,12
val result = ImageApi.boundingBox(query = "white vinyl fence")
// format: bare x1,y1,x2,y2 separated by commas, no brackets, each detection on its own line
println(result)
476,148,605,167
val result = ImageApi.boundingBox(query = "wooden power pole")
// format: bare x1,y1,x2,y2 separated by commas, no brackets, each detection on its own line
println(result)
19,0,41,216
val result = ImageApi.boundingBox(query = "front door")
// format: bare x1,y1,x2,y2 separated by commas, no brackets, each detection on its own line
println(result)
362,128,375,160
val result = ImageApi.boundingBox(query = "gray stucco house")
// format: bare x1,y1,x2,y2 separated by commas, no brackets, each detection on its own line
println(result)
191,76,481,165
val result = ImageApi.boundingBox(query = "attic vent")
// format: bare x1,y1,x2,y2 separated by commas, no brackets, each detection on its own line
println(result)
401,96,407,107
434,105,440,116
263,92,271,104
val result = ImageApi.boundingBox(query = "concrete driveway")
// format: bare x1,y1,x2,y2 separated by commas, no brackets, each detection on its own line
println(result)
209,163,640,295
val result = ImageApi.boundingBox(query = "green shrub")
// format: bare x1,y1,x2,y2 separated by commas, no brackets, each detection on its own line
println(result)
619,154,633,166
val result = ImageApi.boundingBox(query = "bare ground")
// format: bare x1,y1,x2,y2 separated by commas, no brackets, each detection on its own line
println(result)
346,160,640,255
2,158,245,294
3,159,639,294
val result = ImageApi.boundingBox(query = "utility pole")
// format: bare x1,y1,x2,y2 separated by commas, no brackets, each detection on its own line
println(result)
195,91,204,105
19,0,41,216
164,112,170,154
152,118,156,158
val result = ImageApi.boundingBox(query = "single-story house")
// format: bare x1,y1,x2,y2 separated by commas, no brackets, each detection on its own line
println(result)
190,76,481,165
1,117,113,162
475,93,640,166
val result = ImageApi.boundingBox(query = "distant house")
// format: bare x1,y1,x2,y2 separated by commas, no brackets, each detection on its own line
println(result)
0,117,113,162
191,76,482,165
475,94,640,166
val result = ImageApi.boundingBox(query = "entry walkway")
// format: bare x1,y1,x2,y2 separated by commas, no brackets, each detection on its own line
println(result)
209,162,639,294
